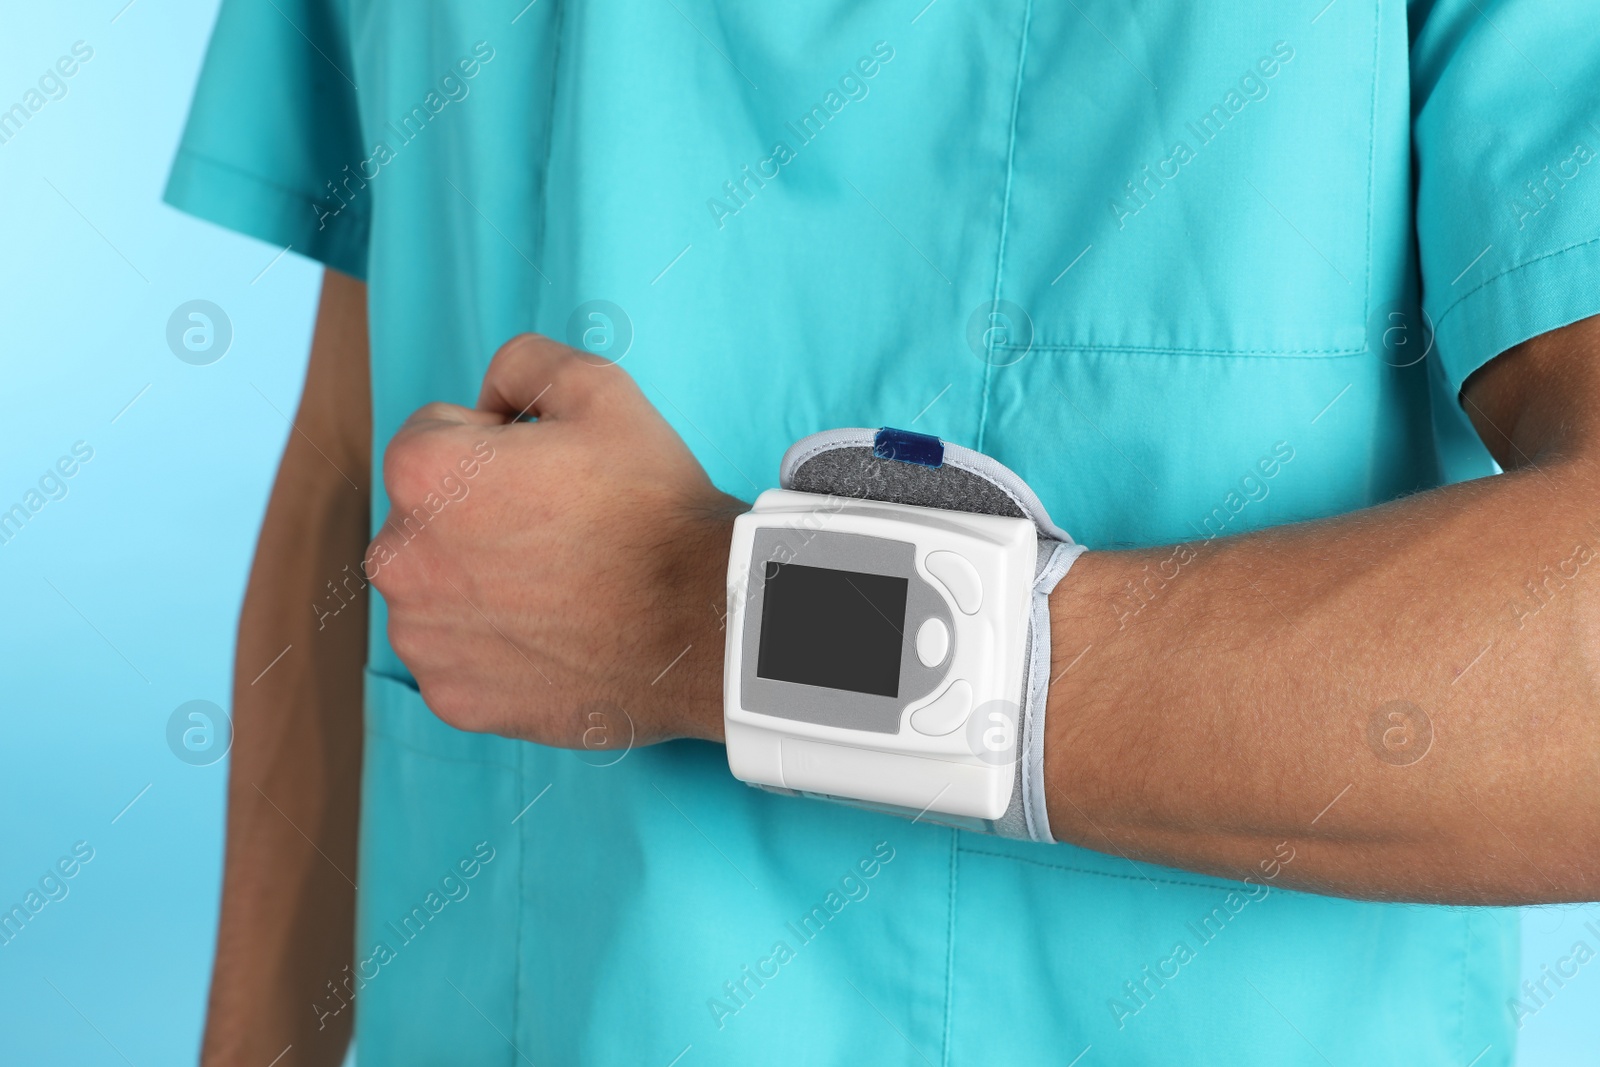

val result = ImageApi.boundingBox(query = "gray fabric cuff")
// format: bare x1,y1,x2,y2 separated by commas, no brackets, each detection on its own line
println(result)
768,427,1084,842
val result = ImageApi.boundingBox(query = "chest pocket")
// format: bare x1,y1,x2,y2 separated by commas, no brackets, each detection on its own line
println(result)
995,0,1380,357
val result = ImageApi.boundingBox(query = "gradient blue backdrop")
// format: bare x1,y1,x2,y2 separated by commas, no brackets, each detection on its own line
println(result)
0,2,1595,1064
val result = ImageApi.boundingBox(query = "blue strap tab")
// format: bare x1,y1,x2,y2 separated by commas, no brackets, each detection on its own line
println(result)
873,427,945,468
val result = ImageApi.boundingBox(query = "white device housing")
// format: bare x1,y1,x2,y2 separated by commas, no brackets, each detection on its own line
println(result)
723,489,1036,820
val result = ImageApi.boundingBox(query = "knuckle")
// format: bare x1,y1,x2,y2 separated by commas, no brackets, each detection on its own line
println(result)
368,549,413,600
490,332,552,368
485,334,543,387
383,429,446,504
386,618,425,664
485,332,588,404
374,534,434,600
363,537,392,588
420,682,478,732
409,401,459,425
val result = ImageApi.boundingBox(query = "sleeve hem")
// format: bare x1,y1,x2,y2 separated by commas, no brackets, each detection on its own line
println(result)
162,148,368,280
1431,237,1600,395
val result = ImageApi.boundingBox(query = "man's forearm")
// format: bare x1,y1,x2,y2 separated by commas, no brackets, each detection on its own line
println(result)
204,270,370,1066
1044,334,1600,904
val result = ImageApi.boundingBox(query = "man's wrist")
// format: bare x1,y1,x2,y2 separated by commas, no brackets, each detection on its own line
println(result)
1042,546,1161,843
658,500,743,745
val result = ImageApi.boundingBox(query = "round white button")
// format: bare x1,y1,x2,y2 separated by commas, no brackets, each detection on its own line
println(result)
915,617,950,667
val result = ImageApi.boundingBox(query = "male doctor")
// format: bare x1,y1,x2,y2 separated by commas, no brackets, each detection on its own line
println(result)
167,0,1600,1063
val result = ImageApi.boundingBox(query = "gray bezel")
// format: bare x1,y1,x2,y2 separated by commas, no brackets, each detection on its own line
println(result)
739,527,955,734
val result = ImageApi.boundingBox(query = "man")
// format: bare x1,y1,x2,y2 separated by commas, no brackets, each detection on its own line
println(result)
167,0,1600,1064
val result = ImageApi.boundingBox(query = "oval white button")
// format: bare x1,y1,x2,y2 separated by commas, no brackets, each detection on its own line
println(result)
925,550,983,614
915,617,950,667
910,679,973,736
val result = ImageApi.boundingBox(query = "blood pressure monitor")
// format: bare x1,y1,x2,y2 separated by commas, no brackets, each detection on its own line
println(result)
721,427,1086,838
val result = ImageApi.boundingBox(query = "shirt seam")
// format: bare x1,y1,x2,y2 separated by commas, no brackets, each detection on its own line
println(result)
1361,0,1380,335
1459,912,1469,1064
957,844,1244,892
365,727,522,770
975,0,1034,454
515,0,567,1049
172,145,342,221
527,0,568,331
941,829,958,1067
515,733,529,1067
993,341,1367,357
167,145,369,277
1432,235,1600,330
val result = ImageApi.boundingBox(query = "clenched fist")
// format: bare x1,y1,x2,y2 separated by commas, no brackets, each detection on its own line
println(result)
366,334,742,748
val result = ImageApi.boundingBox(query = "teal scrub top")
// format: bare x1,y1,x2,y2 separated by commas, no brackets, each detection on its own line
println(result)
167,1,1600,1063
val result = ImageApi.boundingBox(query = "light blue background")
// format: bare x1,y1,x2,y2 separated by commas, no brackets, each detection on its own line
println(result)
0,2,1594,1064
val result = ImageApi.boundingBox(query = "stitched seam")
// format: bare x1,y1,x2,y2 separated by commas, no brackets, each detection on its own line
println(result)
366,727,522,769
1361,0,1379,336
172,146,342,214
941,830,958,1067
514,734,529,1067
1459,913,1469,1064
1433,235,1600,328
975,0,1034,453
515,3,567,1054
957,845,1240,892
528,0,567,332
993,342,1367,357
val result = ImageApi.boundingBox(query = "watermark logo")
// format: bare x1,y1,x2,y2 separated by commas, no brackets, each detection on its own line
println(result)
965,698,1020,767
1108,840,1295,1029
0,40,95,149
565,300,634,365
166,300,232,366
0,440,94,548
0,840,95,949
312,840,497,1030
575,699,635,767
705,42,897,232
166,699,232,766
1108,40,1295,231
706,840,896,1032
313,42,496,232
1367,299,1434,369
966,300,1033,367
1366,699,1432,766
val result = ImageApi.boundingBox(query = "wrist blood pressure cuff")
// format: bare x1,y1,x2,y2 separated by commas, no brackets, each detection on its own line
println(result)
761,427,1086,842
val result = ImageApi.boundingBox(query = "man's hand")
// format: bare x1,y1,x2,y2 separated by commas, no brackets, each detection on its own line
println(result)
368,335,741,749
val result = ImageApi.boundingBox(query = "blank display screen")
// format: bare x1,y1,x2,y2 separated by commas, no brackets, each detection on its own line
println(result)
755,562,908,697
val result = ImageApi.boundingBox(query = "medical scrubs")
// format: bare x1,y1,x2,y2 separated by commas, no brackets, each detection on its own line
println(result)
166,0,1600,1062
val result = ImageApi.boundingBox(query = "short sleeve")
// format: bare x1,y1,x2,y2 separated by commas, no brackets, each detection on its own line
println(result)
1411,0,1600,393
164,0,368,279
